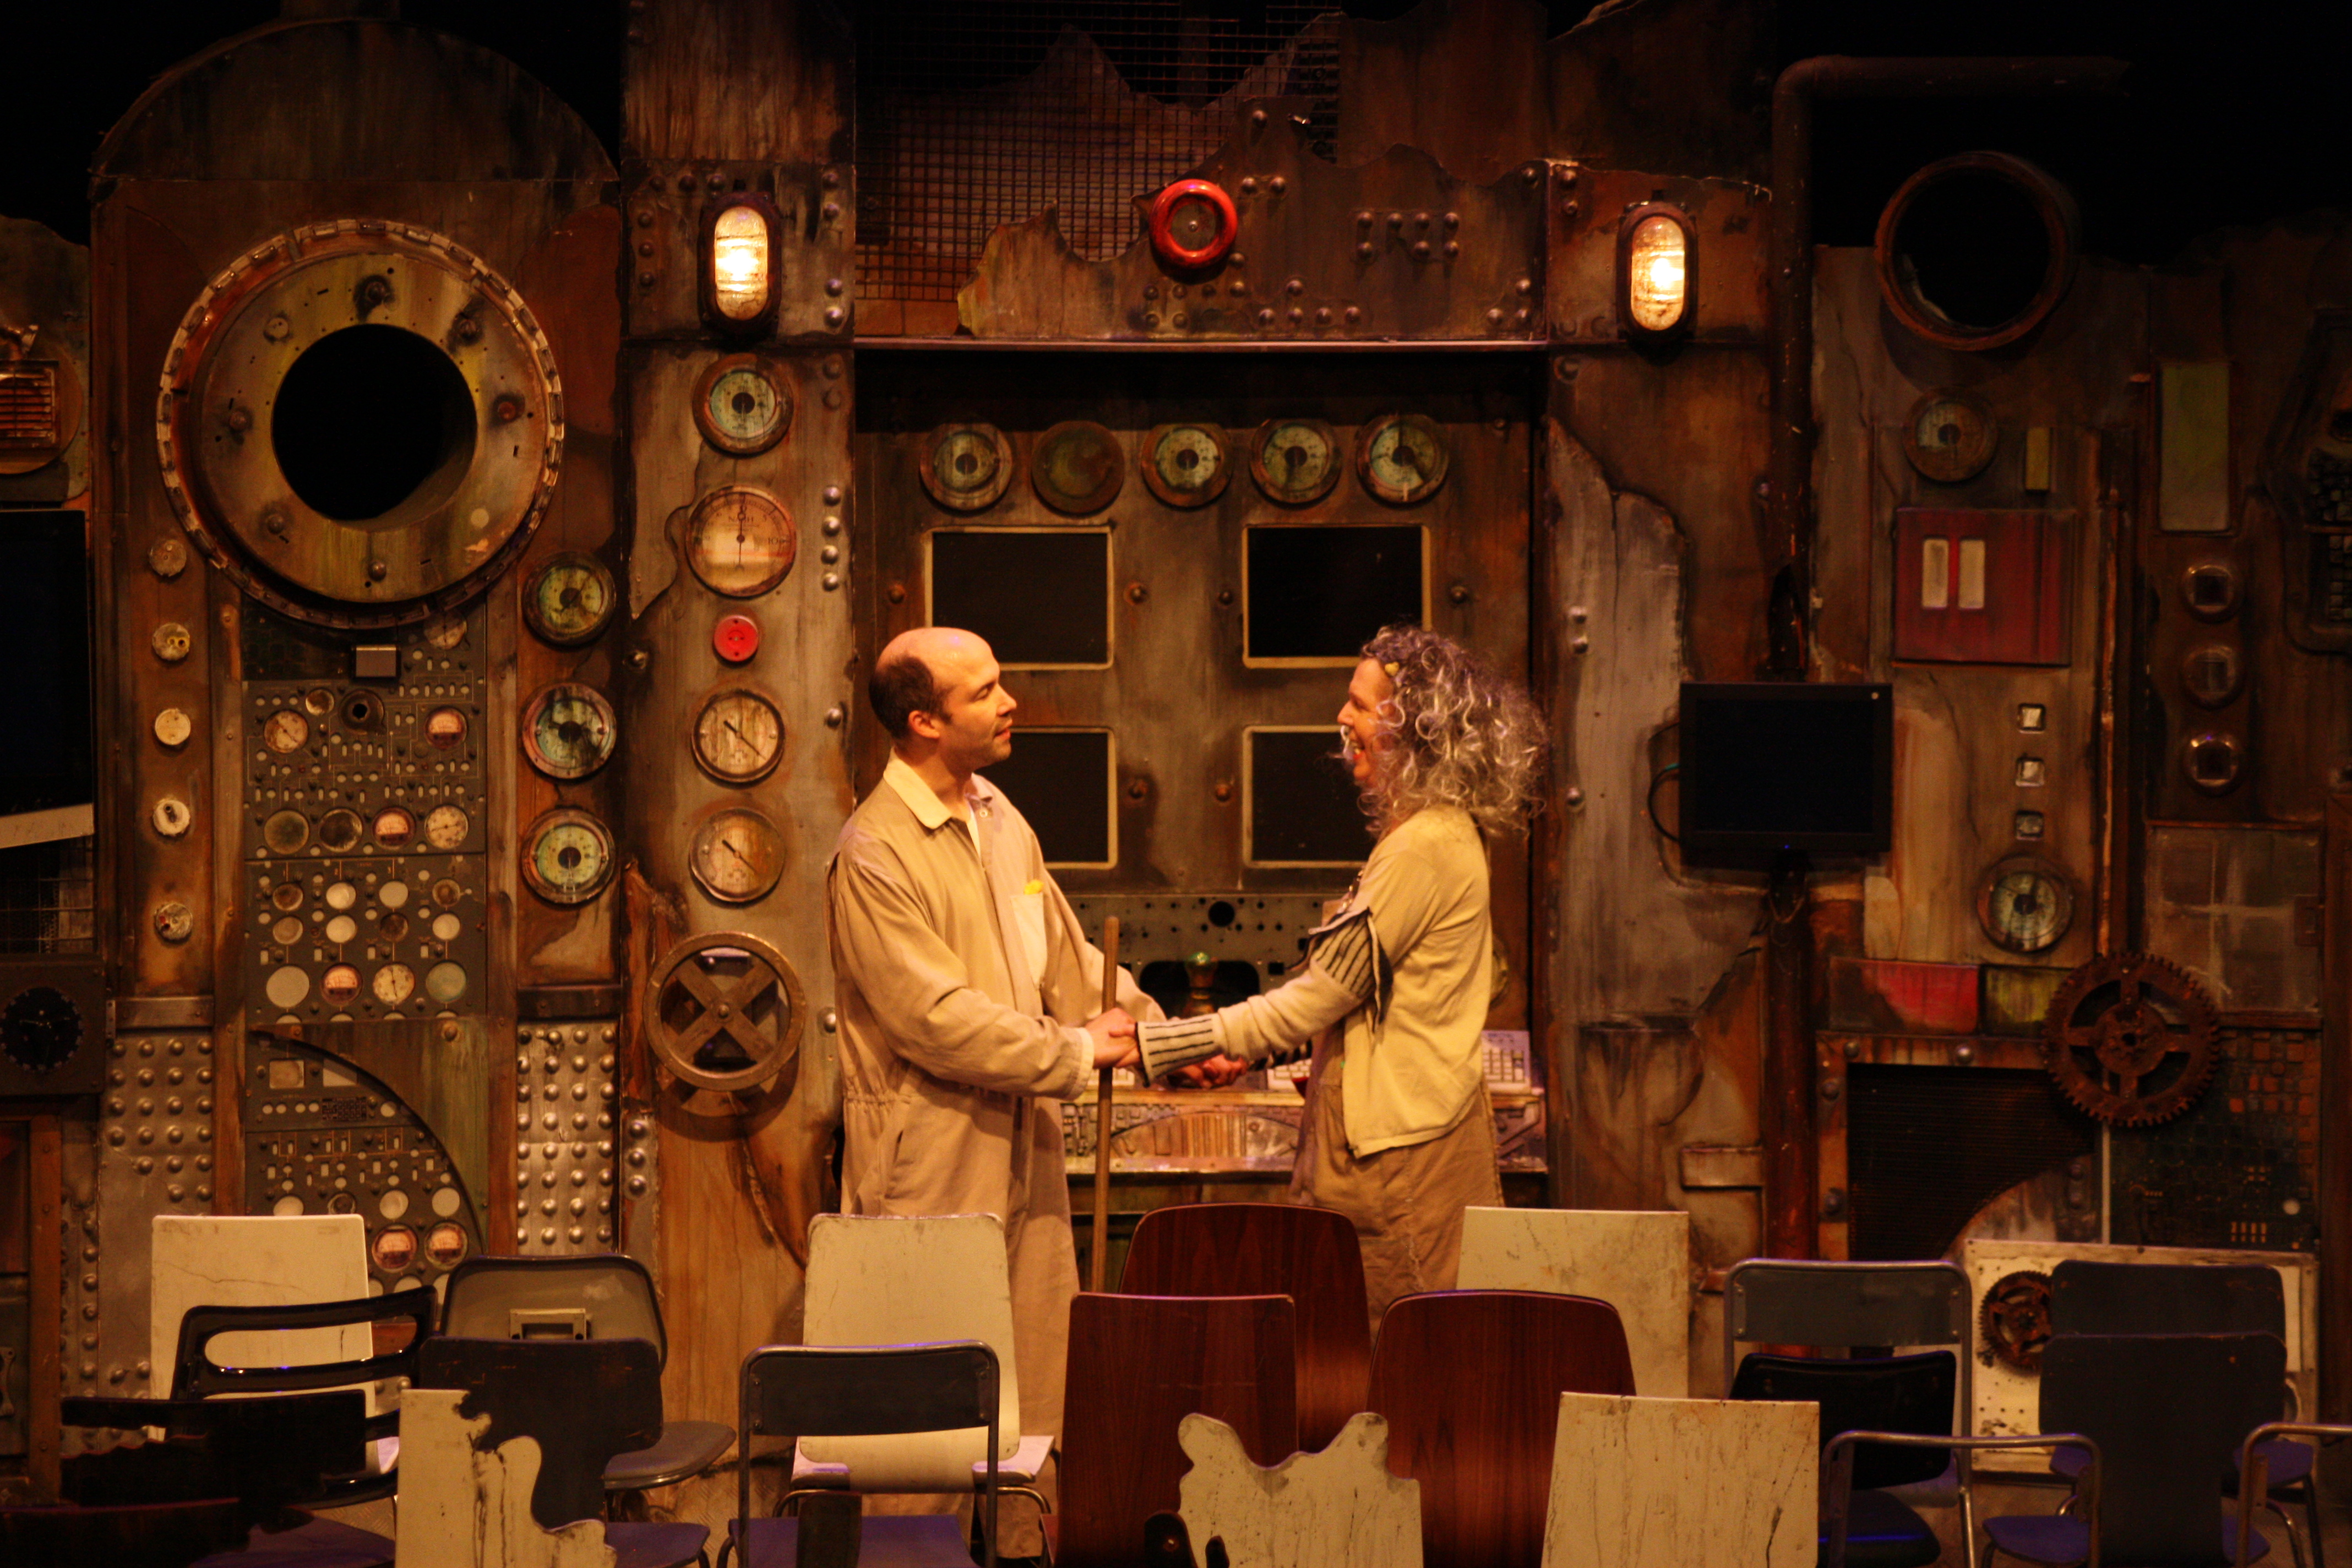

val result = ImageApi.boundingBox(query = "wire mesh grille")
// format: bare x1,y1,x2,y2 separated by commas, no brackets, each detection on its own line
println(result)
0,836,95,954
856,3,1342,304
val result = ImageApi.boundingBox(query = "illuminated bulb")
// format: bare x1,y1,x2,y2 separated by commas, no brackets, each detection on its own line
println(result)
710,205,770,322
1626,214,1688,333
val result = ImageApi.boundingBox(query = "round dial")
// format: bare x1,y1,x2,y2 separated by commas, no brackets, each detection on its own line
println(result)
423,803,471,851
1904,392,1999,484
1031,421,1126,514
263,810,309,856
1357,414,1451,505
693,355,792,456
524,553,617,646
320,965,361,1007
693,689,785,785
1978,857,2075,955
522,683,618,780
424,707,467,750
690,807,785,903
685,486,798,598
154,708,193,748
1250,418,1341,504
920,424,1015,513
263,709,312,754
372,806,415,849
422,614,469,651
1141,423,1229,508
303,687,336,716
522,808,616,906
317,810,362,853
373,963,416,1006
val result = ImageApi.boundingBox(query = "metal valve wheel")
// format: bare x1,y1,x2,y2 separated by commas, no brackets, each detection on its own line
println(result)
645,931,805,1095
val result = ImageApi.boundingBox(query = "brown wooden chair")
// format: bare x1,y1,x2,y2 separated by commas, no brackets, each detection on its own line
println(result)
1365,1289,1636,1568
1120,1201,1372,1452
1052,1293,1298,1568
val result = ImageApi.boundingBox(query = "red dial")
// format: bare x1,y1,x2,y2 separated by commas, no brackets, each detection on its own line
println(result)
1148,179,1238,271
712,614,761,665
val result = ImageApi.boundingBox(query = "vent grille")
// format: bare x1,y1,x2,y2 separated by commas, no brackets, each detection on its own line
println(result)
0,363,61,450
855,3,1341,303
1847,1065,2095,1260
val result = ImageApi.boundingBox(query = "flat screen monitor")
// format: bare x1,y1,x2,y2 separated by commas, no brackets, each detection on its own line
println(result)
1678,682,1892,867
0,512,92,818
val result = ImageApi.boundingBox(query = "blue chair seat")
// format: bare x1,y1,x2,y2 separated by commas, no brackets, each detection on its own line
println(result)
608,1520,712,1568
1985,1509,2269,1567
2051,1435,2313,1491
1829,1487,1942,1568
193,1515,395,1568
730,1513,970,1568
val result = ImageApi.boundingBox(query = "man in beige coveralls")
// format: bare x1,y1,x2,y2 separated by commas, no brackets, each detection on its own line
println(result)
827,625,1153,1553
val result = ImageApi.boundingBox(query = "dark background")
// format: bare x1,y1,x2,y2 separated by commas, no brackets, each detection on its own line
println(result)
2,1,2347,264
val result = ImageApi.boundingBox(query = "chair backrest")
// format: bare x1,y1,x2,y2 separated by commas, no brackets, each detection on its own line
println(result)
1543,1392,1815,1568
1728,1351,1956,1489
150,1215,372,1407
800,1212,1022,1483
439,1253,667,1361
1121,1201,1371,1450
2049,1261,2285,1338
413,1335,665,1530
2040,1332,2286,1567
1366,1289,1636,1568
171,1284,436,1473
1058,1293,1298,1568
1722,1258,1972,1431
62,1389,370,1516
738,1342,1001,1564
1458,1207,1692,1397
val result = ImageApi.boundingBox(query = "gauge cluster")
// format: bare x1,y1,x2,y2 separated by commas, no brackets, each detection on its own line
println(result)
239,608,489,1024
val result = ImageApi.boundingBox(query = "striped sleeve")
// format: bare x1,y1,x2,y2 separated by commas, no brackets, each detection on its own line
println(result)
1304,906,1385,1012
1134,1013,1222,1080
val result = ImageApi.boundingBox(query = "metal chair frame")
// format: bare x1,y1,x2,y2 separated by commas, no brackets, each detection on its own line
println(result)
2239,1423,2352,1568
1828,1431,2099,1568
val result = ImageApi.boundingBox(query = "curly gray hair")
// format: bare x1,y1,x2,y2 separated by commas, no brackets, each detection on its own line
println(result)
1354,625,1547,837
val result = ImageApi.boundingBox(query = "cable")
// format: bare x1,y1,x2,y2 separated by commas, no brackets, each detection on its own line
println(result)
1645,762,1681,843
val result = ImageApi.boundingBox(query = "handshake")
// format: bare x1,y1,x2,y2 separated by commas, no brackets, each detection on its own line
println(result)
1081,1008,1248,1087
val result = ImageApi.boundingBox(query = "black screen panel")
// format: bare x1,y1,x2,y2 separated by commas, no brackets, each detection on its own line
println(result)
0,512,91,816
1679,682,1892,864
1246,525,1423,662
979,728,1113,867
1246,728,1366,865
930,530,1109,666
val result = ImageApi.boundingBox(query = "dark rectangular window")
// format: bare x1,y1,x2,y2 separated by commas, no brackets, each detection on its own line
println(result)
979,728,1114,867
1245,525,1424,663
1245,727,1367,866
0,512,91,816
930,529,1110,666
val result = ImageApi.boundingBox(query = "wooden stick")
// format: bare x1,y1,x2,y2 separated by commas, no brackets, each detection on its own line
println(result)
1090,917,1121,1292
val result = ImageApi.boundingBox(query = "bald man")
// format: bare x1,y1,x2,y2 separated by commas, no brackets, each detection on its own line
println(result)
826,627,1153,1548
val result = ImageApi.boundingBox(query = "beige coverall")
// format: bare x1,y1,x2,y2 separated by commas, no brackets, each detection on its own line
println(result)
827,756,1156,1540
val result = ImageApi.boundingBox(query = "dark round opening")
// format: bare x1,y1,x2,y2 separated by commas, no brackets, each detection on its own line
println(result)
1888,169,2055,333
732,389,758,417
273,324,477,523
1207,899,1238,928
558,845,583,871
955,451,978,476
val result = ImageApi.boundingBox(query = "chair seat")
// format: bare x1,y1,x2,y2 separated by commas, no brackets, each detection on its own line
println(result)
607,1419,737,1490
608,1519,711,1568
732,1513,972,1568
1826,1488,1941,1568
1984,1511,2268,1566
790,1431,1053,1489
192,1515,396,1568
2049,1437,2315,1492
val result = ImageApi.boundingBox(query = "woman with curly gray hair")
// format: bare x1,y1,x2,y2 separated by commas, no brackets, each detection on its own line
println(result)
1135,625,1546,1325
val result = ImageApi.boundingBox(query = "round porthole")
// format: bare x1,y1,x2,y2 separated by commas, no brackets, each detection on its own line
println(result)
156,218,563,628
1876,153,2079,352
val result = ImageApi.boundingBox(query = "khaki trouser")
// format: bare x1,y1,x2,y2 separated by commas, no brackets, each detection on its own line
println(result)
1291,1042,1502,1337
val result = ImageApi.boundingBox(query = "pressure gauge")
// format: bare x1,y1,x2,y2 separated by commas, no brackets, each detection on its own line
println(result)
685,486,798,598
317,810,363,853
1141,423,1229,509
372,806,416,850
693,355,792,456
424,707,467,751
690,807,785,903
320,965,361,1007
1250,418,1341,504
524,553,617,647
1031,421,1126,514
1977,856,2074,955
920,424,1015,513
1903,391,1999,484
1357,414,1451,505
422,613,469,651
423,803,471,851
693,689,785,785
522,683,618,780
522,808,616,906
373,963,416,1006
263,809,310,856
263,709,311,754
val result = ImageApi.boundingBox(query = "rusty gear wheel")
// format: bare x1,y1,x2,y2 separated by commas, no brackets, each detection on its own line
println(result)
2041,952,2221,1126
1980,1271,2055,1372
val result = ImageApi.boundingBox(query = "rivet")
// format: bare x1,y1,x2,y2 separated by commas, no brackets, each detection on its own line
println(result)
825,704,846,728
1285,277,1304,296
1250,108,1267,126
1562,200,1580,218
1444,211,1461,228
225,406,251,433
1269,176,1287,194
1412,241,1430,260
1572,635,1589,653
1256,309,1274,326
1239,177,1256,195
826,277,844,296
1443,241,1459,259
1485,308,1503,326
824,306,845,327
1287,307,1303,324
1315,307,1331,325
824,485,843,505
1566,786,1585,807
1355,242,1374,260
1344,306,1362,325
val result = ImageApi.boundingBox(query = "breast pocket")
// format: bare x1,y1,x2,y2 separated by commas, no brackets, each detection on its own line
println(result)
1014,889,1049,990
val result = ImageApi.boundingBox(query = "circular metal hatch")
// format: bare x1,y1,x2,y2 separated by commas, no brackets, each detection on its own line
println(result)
156,217,564,627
